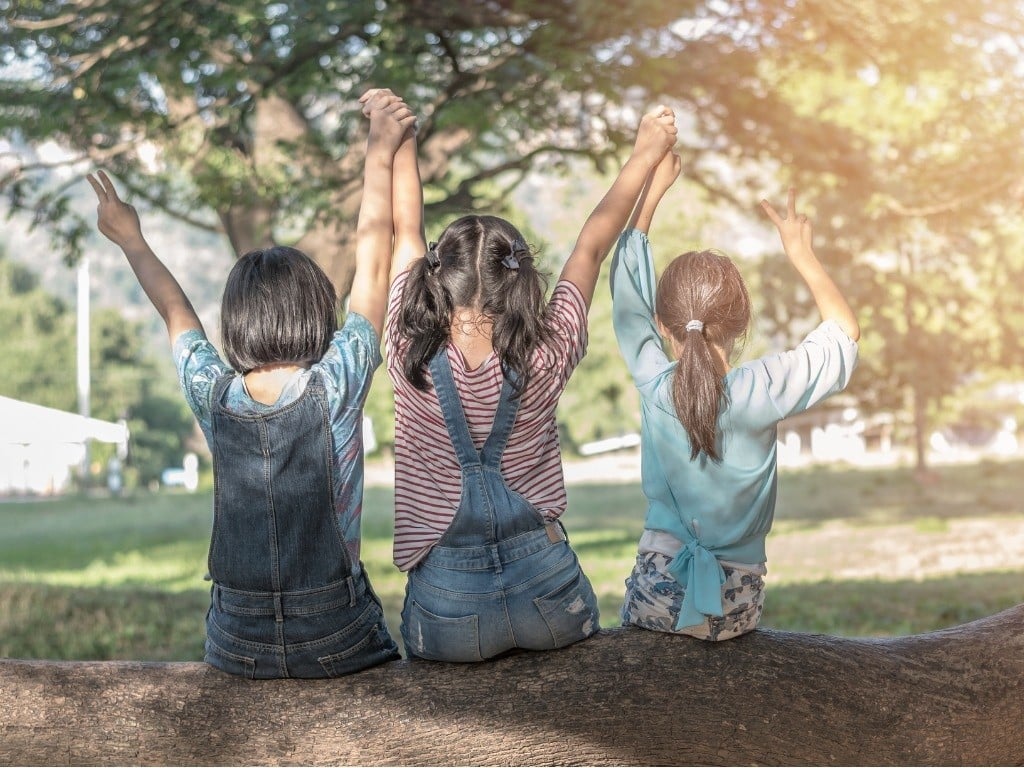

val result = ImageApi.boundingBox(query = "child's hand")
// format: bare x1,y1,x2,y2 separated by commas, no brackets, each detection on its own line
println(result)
649,151,682,198
359,87,404,116
761,187,814,259
86,171,145,249
360,88,417,149
633,105,677,167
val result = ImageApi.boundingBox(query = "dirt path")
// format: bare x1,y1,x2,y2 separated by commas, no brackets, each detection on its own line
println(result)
768,518,1024,582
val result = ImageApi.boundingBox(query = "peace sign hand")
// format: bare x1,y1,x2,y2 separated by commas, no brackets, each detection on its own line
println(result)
760,187,814,259
86,170,144,249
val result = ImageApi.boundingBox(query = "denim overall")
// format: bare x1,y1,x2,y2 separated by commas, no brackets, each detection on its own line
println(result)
204,371,400,678
401,351,600,661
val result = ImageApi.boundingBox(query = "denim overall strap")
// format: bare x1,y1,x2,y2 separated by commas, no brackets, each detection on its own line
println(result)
402,352,600,663
208,370,354,596
427,350,520,470
204,370,400,678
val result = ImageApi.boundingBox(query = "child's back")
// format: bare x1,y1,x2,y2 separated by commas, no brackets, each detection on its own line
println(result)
379,95,679,661
387,255,587,570
87,91,416,677
611,157,860,640
174,268,399,677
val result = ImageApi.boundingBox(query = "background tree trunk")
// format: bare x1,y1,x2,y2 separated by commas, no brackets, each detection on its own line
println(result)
2,607,1023,766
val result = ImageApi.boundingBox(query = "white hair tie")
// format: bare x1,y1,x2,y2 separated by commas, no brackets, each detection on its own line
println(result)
685,319,704,333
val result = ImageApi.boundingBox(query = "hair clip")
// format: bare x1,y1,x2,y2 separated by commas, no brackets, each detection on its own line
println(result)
685,319,705,333
502,238,529,271
424,242,441,270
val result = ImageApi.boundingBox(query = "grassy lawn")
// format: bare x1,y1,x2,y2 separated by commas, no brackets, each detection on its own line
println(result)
2,457,1023,660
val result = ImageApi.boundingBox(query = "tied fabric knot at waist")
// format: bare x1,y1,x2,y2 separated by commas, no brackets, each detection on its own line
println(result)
666,520,726,631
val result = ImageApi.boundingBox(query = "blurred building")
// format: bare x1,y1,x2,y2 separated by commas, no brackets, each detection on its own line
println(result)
776,398,896,466
0,395,129,496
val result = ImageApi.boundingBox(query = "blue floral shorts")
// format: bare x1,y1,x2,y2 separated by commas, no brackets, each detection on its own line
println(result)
621,552,764,641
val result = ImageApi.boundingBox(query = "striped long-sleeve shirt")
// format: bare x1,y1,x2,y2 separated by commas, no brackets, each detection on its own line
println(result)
386,272,588,571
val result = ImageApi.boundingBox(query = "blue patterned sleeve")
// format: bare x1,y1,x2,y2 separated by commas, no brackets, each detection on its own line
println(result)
314,312,383,412
172,330,231,443
610,229,674,400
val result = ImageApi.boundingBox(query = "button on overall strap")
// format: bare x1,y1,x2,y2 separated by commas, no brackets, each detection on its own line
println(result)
428,350,521,470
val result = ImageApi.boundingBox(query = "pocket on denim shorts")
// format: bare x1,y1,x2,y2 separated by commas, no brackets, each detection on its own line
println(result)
205,636,256,679
317,619,397,678
533,569,599,648
403,600,483,662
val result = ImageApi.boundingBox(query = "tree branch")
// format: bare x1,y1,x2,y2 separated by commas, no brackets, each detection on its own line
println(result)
3,611,1024,766
113,176,222,234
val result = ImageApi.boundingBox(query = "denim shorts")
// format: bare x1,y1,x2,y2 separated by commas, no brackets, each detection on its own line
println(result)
402,527,600,662
204,574,400,679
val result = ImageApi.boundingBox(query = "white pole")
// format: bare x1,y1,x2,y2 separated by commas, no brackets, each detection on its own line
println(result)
77,256,90,480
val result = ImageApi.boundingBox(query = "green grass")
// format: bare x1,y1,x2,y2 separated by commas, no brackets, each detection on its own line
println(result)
2,458,1023,660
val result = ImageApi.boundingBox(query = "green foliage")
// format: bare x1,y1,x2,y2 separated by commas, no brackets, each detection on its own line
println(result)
0,250,194,485
5,1,1015,278
0,251,77,411
5,1,1024,462
730,4,1024,468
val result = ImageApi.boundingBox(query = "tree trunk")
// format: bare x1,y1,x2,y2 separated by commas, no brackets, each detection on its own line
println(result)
3,608,1023,766
910,381,929,472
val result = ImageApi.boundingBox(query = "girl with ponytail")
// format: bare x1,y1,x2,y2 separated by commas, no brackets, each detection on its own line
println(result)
364,88,678,661
611,153,860,641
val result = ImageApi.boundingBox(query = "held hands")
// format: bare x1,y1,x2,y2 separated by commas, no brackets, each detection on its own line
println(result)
633,105,677,167
86,171,145,250
359,88,417,151
761,187,814,260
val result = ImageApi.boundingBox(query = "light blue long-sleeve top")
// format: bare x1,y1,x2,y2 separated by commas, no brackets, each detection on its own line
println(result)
611,229,858,630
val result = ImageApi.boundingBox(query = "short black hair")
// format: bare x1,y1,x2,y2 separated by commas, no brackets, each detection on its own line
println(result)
220,246,337,373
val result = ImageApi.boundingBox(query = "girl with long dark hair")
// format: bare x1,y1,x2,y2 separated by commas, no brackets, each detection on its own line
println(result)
370,87,678,661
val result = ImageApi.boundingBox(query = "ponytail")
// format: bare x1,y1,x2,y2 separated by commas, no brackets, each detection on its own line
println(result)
485,239,550,396
399,255,453,390
673,323,727,461
656,250,751,462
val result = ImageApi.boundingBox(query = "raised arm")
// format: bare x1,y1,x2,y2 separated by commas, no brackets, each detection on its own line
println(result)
358,88,425,284
629,152,682,235
761,188,860,342
87,171,202,345
559,105,677,307
390,125,426,283
349,90,416,337
611,151,683,399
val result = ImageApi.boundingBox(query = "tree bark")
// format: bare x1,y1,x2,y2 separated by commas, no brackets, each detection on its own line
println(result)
2,608,1022,766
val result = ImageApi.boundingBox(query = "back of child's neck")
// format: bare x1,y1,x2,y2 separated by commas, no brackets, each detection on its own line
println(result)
450,306,494,370
243,361,309,405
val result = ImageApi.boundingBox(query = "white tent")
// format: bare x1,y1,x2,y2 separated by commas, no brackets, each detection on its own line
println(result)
0,396,129,495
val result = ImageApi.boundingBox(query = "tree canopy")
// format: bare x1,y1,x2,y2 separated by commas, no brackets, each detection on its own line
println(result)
4,1,1019,284
4,0,1024,465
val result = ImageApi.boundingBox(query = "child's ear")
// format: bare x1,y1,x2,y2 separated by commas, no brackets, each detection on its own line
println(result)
655,314,684,358
655,313,670,339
